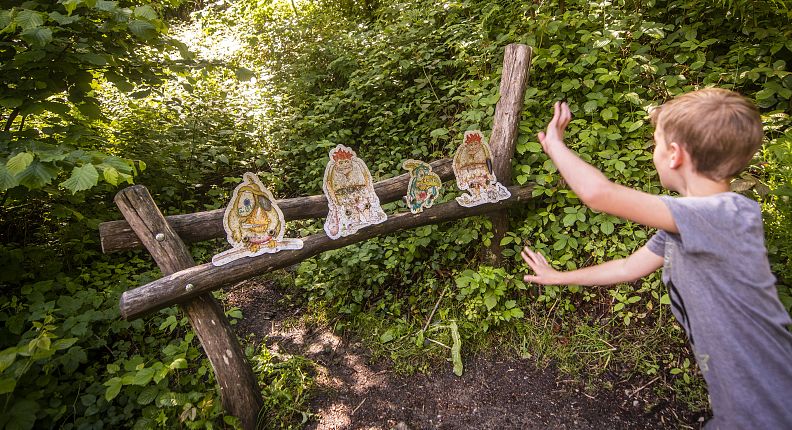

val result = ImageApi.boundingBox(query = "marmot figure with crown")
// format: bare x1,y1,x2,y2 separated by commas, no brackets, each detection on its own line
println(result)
453,130,511,207
323,144,387,239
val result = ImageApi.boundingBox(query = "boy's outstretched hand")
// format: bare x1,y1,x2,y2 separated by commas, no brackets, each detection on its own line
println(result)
538,101,572,154
521,246,561,285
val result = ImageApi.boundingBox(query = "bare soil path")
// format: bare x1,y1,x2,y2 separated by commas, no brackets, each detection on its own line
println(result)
227,279,703,429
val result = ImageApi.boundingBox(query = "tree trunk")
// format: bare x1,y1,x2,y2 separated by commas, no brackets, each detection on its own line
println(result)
486,44,533,266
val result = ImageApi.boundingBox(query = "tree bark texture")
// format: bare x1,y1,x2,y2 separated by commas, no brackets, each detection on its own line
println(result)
100,158,454,254
120,184,534,320
486,44,533,265
114,186,265,430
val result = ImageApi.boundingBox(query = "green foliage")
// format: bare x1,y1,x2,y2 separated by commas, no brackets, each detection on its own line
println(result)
2,0,791,427
0,250,228,429
454,266,526,332
0,0,187,196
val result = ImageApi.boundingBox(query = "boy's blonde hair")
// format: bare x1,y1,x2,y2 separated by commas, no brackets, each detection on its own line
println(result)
649,88,764,181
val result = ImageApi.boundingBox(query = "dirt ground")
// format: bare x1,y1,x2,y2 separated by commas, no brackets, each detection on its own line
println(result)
227,279,706,430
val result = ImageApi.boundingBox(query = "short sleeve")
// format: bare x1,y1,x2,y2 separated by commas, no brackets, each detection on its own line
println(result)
646,231,667,257
659,195,717,254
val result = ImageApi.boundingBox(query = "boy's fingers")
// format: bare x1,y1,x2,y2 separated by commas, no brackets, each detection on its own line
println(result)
521,249,536,266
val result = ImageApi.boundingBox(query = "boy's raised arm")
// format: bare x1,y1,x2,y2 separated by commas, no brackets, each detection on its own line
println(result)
540,102,678,234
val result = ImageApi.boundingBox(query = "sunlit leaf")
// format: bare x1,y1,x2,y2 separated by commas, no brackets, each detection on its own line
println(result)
133,5,157,20
6,152,35,176
104,377,122,401
60,164,99,193
128,19,156,40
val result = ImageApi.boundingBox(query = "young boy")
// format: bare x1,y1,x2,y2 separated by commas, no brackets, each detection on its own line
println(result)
521,89,792,429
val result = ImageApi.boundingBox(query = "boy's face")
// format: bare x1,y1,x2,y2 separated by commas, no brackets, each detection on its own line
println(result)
652,126,676,191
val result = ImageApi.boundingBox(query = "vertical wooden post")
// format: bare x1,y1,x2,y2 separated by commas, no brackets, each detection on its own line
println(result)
487,44,533,265
114,185,264,430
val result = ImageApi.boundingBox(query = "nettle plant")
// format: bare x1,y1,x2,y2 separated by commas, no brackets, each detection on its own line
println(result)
454,266,527,332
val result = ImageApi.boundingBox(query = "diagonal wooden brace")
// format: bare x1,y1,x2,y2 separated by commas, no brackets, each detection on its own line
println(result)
114,186,265,430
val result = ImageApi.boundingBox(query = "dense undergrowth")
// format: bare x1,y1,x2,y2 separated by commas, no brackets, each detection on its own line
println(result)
1,0,791,428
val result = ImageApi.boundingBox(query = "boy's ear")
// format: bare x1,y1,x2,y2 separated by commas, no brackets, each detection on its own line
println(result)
668,142,684,169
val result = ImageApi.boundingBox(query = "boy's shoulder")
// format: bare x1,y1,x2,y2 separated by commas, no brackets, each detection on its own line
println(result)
658,192,765,255
660,191,760,223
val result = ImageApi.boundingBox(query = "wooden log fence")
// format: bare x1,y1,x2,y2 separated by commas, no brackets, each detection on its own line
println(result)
99,44,533,429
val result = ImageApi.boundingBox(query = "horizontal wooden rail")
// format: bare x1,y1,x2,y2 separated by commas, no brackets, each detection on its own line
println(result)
120,184,533,320
99,158,454,253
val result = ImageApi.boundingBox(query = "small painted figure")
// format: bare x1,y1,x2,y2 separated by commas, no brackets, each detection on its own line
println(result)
212,172,303,266
453,130,511,207
402,159,442,214
323,144,387,239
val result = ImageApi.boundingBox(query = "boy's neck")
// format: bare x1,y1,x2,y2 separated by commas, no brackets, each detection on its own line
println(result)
674,171,731,197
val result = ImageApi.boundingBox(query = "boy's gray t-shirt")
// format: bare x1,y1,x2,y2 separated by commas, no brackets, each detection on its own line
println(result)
646,192,792,429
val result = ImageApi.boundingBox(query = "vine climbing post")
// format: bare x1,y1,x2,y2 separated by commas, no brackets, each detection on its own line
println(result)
487,43,533,265
114,186,264,430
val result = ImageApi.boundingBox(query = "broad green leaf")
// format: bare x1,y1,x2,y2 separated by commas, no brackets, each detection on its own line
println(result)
0,348,17,372
60,164,99,193
49,11,80,25
132,367,155,385
128,19,156,40
430,127,448,138
511,307,524,318
0,164,19,191
5,399,39,430
100,156,134,173
104,377,122,401
61,0,82,15
600,221,615,235
483,293,497,310
583,99,598,114
562,213,578,227
77,102,102,120
78,53,107,66
7,152,34,176
626,120,644,133
660,293,671,305
95,1,119,12
235,67,255,81
0,10,12,29
137,386,159,405
104,71,135,92
53,338,78,351
102,166,119,185
0,98,23,108
15,9,44,31
13,49,46,65
21,27,53,47
168,358,187,369
379,329,394,343
0,377,15,395
133,5,157,20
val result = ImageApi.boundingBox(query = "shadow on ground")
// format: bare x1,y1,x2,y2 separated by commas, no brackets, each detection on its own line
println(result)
227,279,703,430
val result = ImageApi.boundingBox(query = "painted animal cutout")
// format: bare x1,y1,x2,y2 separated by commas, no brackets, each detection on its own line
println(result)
453,130,511,207
323,144,387,239
402,159,442,214
212,172,303,266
